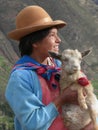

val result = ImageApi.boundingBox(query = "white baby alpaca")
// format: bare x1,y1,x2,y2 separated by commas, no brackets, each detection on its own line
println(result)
49,49,98,130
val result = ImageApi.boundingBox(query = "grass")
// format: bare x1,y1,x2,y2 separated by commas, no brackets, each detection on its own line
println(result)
0,56,12,100
0,116,14,130
92,80,98,97
0,56,14,130
92,80,98,89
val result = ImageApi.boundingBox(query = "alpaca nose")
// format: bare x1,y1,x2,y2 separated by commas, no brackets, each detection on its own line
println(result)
73,65,78,70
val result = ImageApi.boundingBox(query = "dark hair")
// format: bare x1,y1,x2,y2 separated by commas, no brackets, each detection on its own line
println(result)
19,27,52,56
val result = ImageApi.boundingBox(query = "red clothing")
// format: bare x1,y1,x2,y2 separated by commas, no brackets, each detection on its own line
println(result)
38,75,68,130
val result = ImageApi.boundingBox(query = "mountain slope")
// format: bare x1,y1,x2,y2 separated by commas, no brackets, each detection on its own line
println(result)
0,0,98,94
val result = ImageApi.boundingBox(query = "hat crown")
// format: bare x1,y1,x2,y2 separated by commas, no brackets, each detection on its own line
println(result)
16,6,53,29
8,5,66,40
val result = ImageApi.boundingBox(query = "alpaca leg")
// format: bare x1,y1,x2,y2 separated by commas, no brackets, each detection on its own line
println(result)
88,105,98,130
85,87,98,130
77,87,88,109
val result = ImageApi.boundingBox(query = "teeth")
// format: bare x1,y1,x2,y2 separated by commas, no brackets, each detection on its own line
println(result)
54,45,59,49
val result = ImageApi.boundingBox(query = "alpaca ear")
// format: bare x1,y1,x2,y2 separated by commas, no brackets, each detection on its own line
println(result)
81,47,92,58
48,51,62,61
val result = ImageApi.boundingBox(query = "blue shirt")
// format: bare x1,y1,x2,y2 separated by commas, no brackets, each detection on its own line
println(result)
5,56,61,130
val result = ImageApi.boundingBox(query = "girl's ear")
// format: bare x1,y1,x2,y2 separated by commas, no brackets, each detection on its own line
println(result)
81,47,92,58
32,43,38,48
48,51,62,61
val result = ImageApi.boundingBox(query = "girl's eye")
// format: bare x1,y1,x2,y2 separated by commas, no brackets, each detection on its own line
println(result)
51,34,54,37
49,32,54,35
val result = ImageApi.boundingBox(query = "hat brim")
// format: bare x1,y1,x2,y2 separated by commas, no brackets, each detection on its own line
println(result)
8,20,67,41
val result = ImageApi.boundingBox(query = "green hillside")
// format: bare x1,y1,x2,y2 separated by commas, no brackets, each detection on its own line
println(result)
0,56,14,130
0,56,12,99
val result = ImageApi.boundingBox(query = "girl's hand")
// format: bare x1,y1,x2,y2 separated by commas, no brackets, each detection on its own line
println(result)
81,122,94,130
53,87,78,109
59,87,78,105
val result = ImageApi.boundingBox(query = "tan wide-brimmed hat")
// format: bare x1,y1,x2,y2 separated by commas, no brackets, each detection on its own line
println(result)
8,5,67,41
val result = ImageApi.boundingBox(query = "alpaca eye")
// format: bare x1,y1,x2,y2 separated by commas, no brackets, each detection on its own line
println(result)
79,58,82,61
64,58,69,62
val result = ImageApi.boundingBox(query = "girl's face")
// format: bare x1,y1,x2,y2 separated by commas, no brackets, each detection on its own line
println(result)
33,28,61,58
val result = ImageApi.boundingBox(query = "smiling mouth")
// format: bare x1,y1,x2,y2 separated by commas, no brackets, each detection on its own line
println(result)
53,45,59,50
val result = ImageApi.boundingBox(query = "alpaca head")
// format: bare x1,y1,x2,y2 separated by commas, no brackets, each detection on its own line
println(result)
49,48,92,75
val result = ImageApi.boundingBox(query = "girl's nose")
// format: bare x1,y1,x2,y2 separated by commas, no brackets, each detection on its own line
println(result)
56,35,61,43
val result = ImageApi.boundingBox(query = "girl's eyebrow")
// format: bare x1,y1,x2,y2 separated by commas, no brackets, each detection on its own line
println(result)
50,31,57,34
